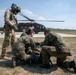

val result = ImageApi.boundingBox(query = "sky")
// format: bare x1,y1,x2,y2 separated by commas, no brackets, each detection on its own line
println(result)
0,0,76,30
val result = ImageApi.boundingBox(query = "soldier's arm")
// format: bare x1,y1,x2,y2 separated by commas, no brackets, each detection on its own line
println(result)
28,38,36,50
4,9,15,26
41,37,48,45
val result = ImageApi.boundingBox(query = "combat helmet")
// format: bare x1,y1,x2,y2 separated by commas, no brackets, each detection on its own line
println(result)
11,3,21,15
26,29,34,35
44,28,51,33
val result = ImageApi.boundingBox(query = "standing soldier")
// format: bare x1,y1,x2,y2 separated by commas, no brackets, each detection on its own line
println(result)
1,4,21,58
40,29,76,73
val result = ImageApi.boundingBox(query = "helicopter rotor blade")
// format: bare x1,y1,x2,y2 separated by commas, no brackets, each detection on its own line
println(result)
18,13,65,22
32,20,65,22
18,20,30,21
18,20,65,22
19,13,34,21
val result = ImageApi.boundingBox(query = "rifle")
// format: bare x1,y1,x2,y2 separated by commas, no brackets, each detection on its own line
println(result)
1,25,5,34
12,24,18,31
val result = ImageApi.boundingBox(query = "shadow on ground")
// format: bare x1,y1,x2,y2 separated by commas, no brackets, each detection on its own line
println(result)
21,64,58,74
0,59,75,74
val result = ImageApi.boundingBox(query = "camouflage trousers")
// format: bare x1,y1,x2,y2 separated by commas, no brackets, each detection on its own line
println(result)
12,42,41,64
40,46,72,65
12,42,30,61
2,30,15,56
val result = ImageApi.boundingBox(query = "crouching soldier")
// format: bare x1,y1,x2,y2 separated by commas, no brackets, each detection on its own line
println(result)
12,30,39,68
39,29,76,73
40,46,76,73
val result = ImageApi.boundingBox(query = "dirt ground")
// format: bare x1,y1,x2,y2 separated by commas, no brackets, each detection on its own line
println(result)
0,37,76,75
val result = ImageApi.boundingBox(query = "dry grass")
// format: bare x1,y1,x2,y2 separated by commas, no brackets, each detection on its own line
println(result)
0,37,76,75
52,29,76,35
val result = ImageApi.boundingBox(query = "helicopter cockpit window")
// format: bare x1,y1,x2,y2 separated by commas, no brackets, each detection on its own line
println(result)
36,25,39,29
21,26,23,29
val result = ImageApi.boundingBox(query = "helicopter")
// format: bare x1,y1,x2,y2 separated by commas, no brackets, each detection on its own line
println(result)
0,12,65,34
17,13,65,34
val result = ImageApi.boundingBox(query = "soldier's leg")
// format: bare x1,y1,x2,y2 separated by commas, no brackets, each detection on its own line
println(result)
1,33,11,57
41,46,51,65
12,43,31,62
40,46,68,68
57,57,66,66
45,44,72,65
12,53,31,68
11,30,15,47
56,52,72,66
40,46,54,68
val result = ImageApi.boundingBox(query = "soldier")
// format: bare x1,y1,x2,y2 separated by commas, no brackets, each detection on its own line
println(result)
12,30,39,67
26,26,35,37
1,3,21,58
40,29,76,73
20,28,34,37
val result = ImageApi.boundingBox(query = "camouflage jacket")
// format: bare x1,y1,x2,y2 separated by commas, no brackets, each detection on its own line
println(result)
43,32,66,48
4,9,16,32
18,35,36,51
12,34,37,55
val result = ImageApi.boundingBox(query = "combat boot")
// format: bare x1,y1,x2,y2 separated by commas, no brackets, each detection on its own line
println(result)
63,60,76,73
12,57,17,68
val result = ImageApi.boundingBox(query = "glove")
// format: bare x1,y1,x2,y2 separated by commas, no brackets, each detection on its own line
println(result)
12,24,18,31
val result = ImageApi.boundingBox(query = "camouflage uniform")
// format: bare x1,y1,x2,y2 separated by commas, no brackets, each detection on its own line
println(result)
41,46,72,65
41,32,73,65
12,34,36,61
20,29,26,37
1,9,16,56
